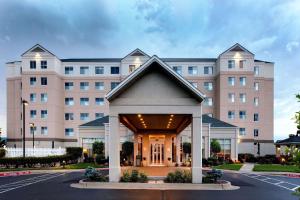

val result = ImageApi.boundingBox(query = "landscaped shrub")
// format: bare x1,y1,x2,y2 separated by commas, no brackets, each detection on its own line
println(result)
95,155,108,165
164,170,192,183
238,153,257,163
120,170,148,183
0,148,6,158
66,147,83,160
203,169,223,183
202,158,209,167
207,157,219,166
84,167,108,182
92,141,104,155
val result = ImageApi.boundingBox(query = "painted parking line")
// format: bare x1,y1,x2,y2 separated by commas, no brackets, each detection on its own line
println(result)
0,173,66,194
242,173,300,191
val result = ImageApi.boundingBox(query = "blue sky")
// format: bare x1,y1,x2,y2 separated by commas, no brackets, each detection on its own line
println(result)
0,0,299,140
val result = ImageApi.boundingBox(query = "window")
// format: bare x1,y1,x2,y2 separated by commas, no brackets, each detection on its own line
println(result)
129,65,136,73
95,98,104,106
65,98,74,106
254,82,259,91
30,61,36,69
95,66,104,74
239,128,246,136
228,77,235,86
65,113,74,121
239,111,246,119
80,98,89,106
204,97,213,106
80,113,89,121
204,66,213,75
111,66,119,74
41,77,47,85
254,129,259,137
254,97,259,106
228,60,235,69
65,82,74,90
228,111,235,119
204,82,213,91
41,127,48,135
239,77,246,86
173,66,182,75
41,60,47,69
65,128,74,136
80,82,89,90
95,113,104,119
30,126,37,134
95,82,104,90
30,110,37,119
41,93,48,103
65,66,73,75
254,66,259,76
111,82,120,90
41,110,48,119
228,93,235,103
215,139,231,156
254,113,259,121
190,82,197,88
30,77,37,86
30,93,36,102
239,60,245,68
188,66,198,75
239,93,246,103
80,66,89,75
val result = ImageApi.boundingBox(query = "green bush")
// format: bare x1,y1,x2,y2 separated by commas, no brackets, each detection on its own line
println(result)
120,170,148,183
95,155,108,165
92,141,104,155
164,170,192,183
0,148,6,158
84,167,108,182
66,147,83,160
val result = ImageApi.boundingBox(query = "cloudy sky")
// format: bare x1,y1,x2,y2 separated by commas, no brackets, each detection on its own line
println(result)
0,0,299,140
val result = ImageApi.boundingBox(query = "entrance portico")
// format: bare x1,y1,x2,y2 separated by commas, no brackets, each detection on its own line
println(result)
106,56,205,183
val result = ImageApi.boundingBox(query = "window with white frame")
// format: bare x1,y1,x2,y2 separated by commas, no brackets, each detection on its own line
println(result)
30,77,37,86
65,97,74,106
65,128,74,136
204,97,213,106
228,111,235,119
228,77,235,86
254,97,259,106
173,66,182,75
239,77,246,86
254,113,259,121
30,110,37,119
111,66,120,74
80,82,89,90
254,129,259,137
239,111,246,119
80,66,89,75
204,82,213,91
80,98,89,106
41,77,47,85
30,93,36,102
95,98,104,106
41,110,48,119
65,66,74,75
190,82,198,88
95,82,104,90
216,139,231,156
41,127,48,135
254,66,259,76
254,82,259,91
111,82,120,89
95,113,104,119
80,113,89,121
239,93,246,103
228,93,235,103
65,82,74,90
30,61,36,69
188,66,198,75
239,128,246,136
30,126,37,134
204,66,213,75
41,60,47,69
41,93,48,103
95,66,104,74
239,60,246,68
228,60,235,69
65,113,74,121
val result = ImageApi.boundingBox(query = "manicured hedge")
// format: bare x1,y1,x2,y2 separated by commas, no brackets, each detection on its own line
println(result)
66,147,83,160
0,155,71,168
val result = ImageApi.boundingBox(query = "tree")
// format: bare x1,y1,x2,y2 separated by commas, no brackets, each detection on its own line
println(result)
182,142,191,155
92,141,104,156
295,94,300,131
122,141,133,161
211,139,221,157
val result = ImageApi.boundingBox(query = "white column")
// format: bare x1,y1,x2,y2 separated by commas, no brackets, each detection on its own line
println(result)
109,115,121,182
208,123,211,158
176,135,181,165
104,123,109,158
191,113,202,183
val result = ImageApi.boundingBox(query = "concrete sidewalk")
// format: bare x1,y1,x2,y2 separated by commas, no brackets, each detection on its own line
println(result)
239,163,254,173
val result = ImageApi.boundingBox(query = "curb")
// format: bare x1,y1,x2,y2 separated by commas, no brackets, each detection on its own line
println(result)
0,171,31,177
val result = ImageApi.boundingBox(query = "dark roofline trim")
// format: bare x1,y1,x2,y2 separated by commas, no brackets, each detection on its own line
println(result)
219,43,254,56
21,44,57,57
121,48,150,60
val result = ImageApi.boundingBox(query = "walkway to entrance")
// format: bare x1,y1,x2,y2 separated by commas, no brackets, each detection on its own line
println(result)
121,166,191,177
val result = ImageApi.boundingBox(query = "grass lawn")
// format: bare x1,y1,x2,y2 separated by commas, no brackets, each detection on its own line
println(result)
213,163,243,171
253,164,300,173
64,162,106,169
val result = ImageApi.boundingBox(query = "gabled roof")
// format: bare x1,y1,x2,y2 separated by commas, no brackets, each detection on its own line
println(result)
275,134,300,145
219,43,254,56
122,48,150,60
202,114,236,128
79,116,109,127
21,44,57,57
105,55,206,102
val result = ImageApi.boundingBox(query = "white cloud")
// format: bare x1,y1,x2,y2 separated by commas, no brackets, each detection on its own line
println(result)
286,41,299,52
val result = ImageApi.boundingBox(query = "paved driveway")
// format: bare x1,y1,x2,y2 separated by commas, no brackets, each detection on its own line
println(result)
0,171,298,200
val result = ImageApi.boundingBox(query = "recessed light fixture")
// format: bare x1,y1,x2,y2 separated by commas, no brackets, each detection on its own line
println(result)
171,114,174,117
138,114,142,118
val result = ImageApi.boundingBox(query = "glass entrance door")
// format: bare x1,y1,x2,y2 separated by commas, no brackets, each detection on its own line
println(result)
149,136,165,165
